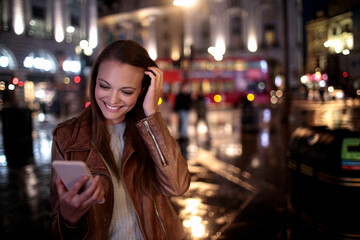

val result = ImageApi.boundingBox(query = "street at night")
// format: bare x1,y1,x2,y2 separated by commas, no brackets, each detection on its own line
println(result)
1,98,359,239
1,0,360,239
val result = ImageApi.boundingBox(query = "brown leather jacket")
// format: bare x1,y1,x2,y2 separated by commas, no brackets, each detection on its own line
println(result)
50,111,191,240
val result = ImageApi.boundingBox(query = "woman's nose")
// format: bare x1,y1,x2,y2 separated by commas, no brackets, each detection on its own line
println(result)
109,91,120,104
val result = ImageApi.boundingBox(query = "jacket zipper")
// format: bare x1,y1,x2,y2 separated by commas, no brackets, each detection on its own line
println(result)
143,120,168,166
153,194,169,240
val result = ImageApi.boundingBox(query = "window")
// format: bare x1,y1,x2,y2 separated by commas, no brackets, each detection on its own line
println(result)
29,5,46,38
229,16,242,50
342,23,351,33
231,16,241,35
264,24,276,47
163,31,170,41
199,19,210,52
71,16,79,27
32,6,45,19
0,0,10,31
229,0,241,8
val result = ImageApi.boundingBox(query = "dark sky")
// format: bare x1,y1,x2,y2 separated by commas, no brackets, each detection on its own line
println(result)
302,0,330,23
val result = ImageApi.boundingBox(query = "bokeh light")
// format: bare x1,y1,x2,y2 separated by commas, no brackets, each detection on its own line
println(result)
214,94,222,103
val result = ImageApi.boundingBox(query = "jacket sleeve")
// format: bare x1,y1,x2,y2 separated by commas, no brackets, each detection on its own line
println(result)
136,112,191,196
49,130,88,240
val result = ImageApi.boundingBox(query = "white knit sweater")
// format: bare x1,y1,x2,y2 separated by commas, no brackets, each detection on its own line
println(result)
106,123,144,240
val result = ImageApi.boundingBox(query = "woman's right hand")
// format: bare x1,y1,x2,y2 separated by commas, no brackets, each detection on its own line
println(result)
56,175,105,226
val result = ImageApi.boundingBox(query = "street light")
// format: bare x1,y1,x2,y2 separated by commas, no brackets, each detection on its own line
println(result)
74,39,94,81
173,0,196,7
76,39,93,56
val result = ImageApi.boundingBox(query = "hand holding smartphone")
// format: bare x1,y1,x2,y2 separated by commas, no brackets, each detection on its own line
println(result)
52,160,93,190
52,160,105,204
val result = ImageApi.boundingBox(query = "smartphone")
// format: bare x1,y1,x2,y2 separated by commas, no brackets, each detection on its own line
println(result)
52,160,93,190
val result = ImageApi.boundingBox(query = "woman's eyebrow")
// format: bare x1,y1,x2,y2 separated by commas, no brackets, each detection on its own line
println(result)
97,78,110,85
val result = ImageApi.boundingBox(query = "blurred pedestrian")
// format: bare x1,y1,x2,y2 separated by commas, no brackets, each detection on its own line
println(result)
319,87,325,103
50,96,61,118
50,40,191,240
159,93,172,127
194,92,210,146
241,96,258,132
174,82,192,140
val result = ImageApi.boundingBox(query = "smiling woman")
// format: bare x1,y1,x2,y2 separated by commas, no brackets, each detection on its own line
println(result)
50,40,191,240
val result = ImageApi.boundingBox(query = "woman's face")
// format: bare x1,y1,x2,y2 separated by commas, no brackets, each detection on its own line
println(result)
95,60,144,125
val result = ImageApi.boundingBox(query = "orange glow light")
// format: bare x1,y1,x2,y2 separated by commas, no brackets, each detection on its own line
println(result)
247,93,255,102
214,94,222,103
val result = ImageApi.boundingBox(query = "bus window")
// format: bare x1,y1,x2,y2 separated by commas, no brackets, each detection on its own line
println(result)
224,81,233,92
202,81,211,94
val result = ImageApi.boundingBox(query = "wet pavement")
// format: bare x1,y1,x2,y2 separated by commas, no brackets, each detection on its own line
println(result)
0,98,360,239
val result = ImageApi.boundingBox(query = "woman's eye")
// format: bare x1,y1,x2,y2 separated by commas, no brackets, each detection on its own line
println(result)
122,91,133,95
99,84,109,89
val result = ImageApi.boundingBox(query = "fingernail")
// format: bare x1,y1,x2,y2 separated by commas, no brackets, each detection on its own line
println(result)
98,197,105,204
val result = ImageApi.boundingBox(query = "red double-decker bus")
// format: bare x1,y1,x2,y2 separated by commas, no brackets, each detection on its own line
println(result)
157,57,271,107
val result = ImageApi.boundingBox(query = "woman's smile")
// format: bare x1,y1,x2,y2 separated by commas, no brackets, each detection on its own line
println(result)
104,102,122,111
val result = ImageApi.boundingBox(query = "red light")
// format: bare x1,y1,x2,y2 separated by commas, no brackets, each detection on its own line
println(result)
74,76,81,84
12,77,19,85
85,101,90,108
343,72,348,78
18,81,24,87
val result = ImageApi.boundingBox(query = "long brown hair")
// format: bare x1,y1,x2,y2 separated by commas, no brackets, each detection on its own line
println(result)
88,40,158,193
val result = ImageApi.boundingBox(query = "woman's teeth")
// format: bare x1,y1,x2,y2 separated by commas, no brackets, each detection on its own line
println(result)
106,103,120,110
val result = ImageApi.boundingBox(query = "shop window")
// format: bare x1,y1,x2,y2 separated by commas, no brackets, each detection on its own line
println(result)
0,45,17,70
23,50,57,73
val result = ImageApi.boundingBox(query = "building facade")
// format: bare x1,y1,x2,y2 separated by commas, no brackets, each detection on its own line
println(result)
305,0,360,97
0,0,98,115
97,0,303,103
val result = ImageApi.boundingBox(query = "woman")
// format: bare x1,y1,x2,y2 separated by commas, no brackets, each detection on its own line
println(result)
50,40,191,239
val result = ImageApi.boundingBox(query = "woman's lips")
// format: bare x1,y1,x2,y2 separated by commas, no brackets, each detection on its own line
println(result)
104,102,121,111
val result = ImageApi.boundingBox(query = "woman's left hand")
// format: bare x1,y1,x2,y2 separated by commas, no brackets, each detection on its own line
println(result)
143,67,163,116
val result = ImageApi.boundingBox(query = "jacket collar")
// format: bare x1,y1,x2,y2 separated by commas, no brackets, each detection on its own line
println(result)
61,115,136,161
